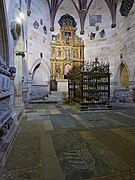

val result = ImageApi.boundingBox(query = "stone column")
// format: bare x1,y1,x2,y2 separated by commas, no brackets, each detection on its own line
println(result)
53,60,56,79
51,60,53,78
14,36,24,105
60,61,63,79
14,0,27,107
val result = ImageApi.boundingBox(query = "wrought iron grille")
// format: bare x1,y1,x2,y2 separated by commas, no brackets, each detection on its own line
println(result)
68,59,110,105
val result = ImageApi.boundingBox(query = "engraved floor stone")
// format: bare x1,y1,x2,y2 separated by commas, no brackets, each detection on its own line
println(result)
74,113,113,128
99,113,127,127
126,128,135,135
91,174,123,180
26,113,50,121
36,109,46,112
88,139,130,171
89,119,111,127
119,169,135,180
52,132,112,179
80,112,102,121
49,105,57,109
111,128,135,143
50,114,85,130
38,113,51,119
25,110,37,113
41,108,50,114
62,105,80,114
26,113,40,121
66,108,80,114
49,108,61,114
71,114,94,128
64,149,96,169
92,130,135,167
103,112,135,126
0,167,44,180
43,120,54,131
115,111,135,120
79,131,96,141
56,107,69,115
40,133,65,180
122,109,135,116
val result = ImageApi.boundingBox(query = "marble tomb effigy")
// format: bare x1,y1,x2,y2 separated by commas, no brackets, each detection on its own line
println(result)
0,56,17,164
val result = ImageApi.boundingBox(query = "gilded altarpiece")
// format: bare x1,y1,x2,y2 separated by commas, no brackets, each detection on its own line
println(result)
50,14,84,91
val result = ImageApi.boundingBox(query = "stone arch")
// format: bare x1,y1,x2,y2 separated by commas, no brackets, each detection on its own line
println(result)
32,63,41,81
30,59,50,78
29,59,50,100
116,61,130,88
0,0,9,64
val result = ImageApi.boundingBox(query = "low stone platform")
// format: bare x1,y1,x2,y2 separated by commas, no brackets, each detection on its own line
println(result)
80,103,112,111
0,105,24,167
29,91,67,104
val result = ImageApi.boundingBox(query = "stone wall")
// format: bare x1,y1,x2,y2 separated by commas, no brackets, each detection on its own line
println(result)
27,0,51,98
115,2,135,85
111,1,135,101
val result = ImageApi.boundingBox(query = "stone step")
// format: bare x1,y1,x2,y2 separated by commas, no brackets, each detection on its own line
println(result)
29,91,68,104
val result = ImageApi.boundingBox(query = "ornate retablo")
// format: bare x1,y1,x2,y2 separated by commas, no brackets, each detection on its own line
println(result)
50,14,84,81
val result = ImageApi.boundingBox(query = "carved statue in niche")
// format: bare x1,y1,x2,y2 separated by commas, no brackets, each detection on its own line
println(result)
64,31,71,44
58,48,62,57
65,50,71,59
52,47,55,56
50,14,84,80
56,64,61,78
73,50,79,59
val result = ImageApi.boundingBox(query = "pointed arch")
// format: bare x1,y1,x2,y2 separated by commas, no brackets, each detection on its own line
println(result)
29,59,50,100
32,63,41,80
116,61,130,88
30,58,50,86
30,58,50,76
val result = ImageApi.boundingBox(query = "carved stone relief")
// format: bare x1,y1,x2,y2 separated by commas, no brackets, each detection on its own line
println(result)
113,88,129,102
0,55,16,159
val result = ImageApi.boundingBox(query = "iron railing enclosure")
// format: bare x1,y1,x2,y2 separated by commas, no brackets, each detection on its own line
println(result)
68,59,110,106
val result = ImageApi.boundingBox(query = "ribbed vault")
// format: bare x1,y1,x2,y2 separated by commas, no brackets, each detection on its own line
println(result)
27,0,134,34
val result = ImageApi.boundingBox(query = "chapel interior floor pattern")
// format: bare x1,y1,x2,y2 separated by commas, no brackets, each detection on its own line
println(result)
0,103,135,180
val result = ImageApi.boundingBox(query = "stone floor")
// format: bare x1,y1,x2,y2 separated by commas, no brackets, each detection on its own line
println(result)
0,103,135,180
